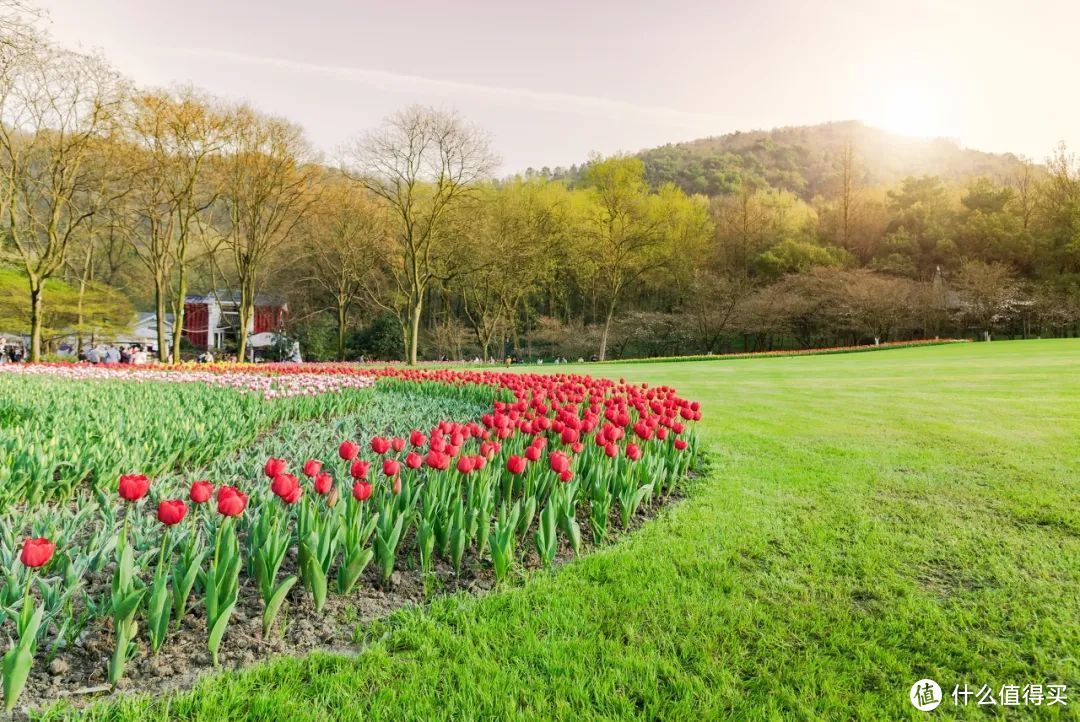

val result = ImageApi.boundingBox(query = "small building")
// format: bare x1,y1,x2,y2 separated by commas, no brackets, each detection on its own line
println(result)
182,291,288,351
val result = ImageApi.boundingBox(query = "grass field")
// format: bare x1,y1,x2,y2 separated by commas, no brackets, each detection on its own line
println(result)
56,339,1080,720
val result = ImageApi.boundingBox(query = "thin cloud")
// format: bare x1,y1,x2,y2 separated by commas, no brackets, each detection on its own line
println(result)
164,47,725,130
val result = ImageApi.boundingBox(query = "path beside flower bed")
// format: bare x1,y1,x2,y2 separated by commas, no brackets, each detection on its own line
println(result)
600,338,969,364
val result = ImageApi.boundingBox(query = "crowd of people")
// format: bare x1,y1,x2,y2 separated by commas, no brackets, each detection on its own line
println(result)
0,337,25,363
80,344,154,365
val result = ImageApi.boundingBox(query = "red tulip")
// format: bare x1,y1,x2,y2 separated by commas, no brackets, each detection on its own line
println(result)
409,429,427,447
271,473,299,499
314,471,334,495
604,443,619,458
405,451,423,469
382,459,401,477
338,440,360,461
352,480,372,501
263,457,287,479
118,473,150,502
674,438,688,451
507,455,527,475
190,480,214,504
391,437,406,453
350,459,370,480
549,451,570,474
20,537,55,568
560,428,579,445
157,499,188,526
302,459,323,478
370,436,390,455
217,486,247,516
456,456,475,474
626,443,642,461
284,484,302,504
558,469,574,483
525,446,541,462
425,450,450,470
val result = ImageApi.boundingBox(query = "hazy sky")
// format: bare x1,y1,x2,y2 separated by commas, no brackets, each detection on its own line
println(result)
32,0,1080,173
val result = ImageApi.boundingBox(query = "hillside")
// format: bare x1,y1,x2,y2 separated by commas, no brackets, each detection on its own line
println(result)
558,121,1033,200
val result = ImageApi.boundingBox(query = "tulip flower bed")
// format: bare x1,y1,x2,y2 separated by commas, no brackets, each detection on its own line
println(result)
0,369,374,508
0,363,375,399
0,367,700,713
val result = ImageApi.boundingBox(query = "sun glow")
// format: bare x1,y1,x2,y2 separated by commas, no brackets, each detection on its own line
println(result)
862,83,957,139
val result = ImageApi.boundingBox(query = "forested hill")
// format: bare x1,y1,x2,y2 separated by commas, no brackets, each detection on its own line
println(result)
546,121,1032,199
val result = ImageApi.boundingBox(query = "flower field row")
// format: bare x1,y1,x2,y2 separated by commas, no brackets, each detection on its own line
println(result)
0,367,701,711
0,371,375,509
0,363,375,399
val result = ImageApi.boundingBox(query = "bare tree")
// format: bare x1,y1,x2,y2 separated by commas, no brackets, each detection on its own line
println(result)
218,105,317,360
838,268,924,344
123,88,227,361
953,259,1018,340
342,105,497,364
302,171,391,360
0,36,125,359
582,156,708,360
1010,156,1038,234
681,270,753,353
455,179,566,360
0,1,40,57
819,138,866,256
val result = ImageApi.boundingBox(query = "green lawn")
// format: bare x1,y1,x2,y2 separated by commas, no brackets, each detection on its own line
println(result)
56,339,1080,720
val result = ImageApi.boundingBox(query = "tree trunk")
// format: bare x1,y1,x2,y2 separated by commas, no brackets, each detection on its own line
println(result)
154,277,168,362
597,298,617,362
171,265,187,364
237,276,255,362
337,303,347,361
29,279,43,361
238,301,251,362
408,297,423,365
76,248,93,355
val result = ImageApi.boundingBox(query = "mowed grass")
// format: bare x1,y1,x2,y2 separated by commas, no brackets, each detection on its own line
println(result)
55,340,1080,721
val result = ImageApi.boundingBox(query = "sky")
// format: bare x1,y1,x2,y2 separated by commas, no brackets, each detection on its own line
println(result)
31,0,1080,174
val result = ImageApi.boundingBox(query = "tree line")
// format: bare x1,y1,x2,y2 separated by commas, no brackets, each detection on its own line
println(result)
1,14,1079,363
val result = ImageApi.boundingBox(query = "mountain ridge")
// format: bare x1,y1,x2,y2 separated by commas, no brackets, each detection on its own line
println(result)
546,120,1035,200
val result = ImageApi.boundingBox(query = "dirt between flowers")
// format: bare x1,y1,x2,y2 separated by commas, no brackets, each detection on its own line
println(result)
9,489,685,718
